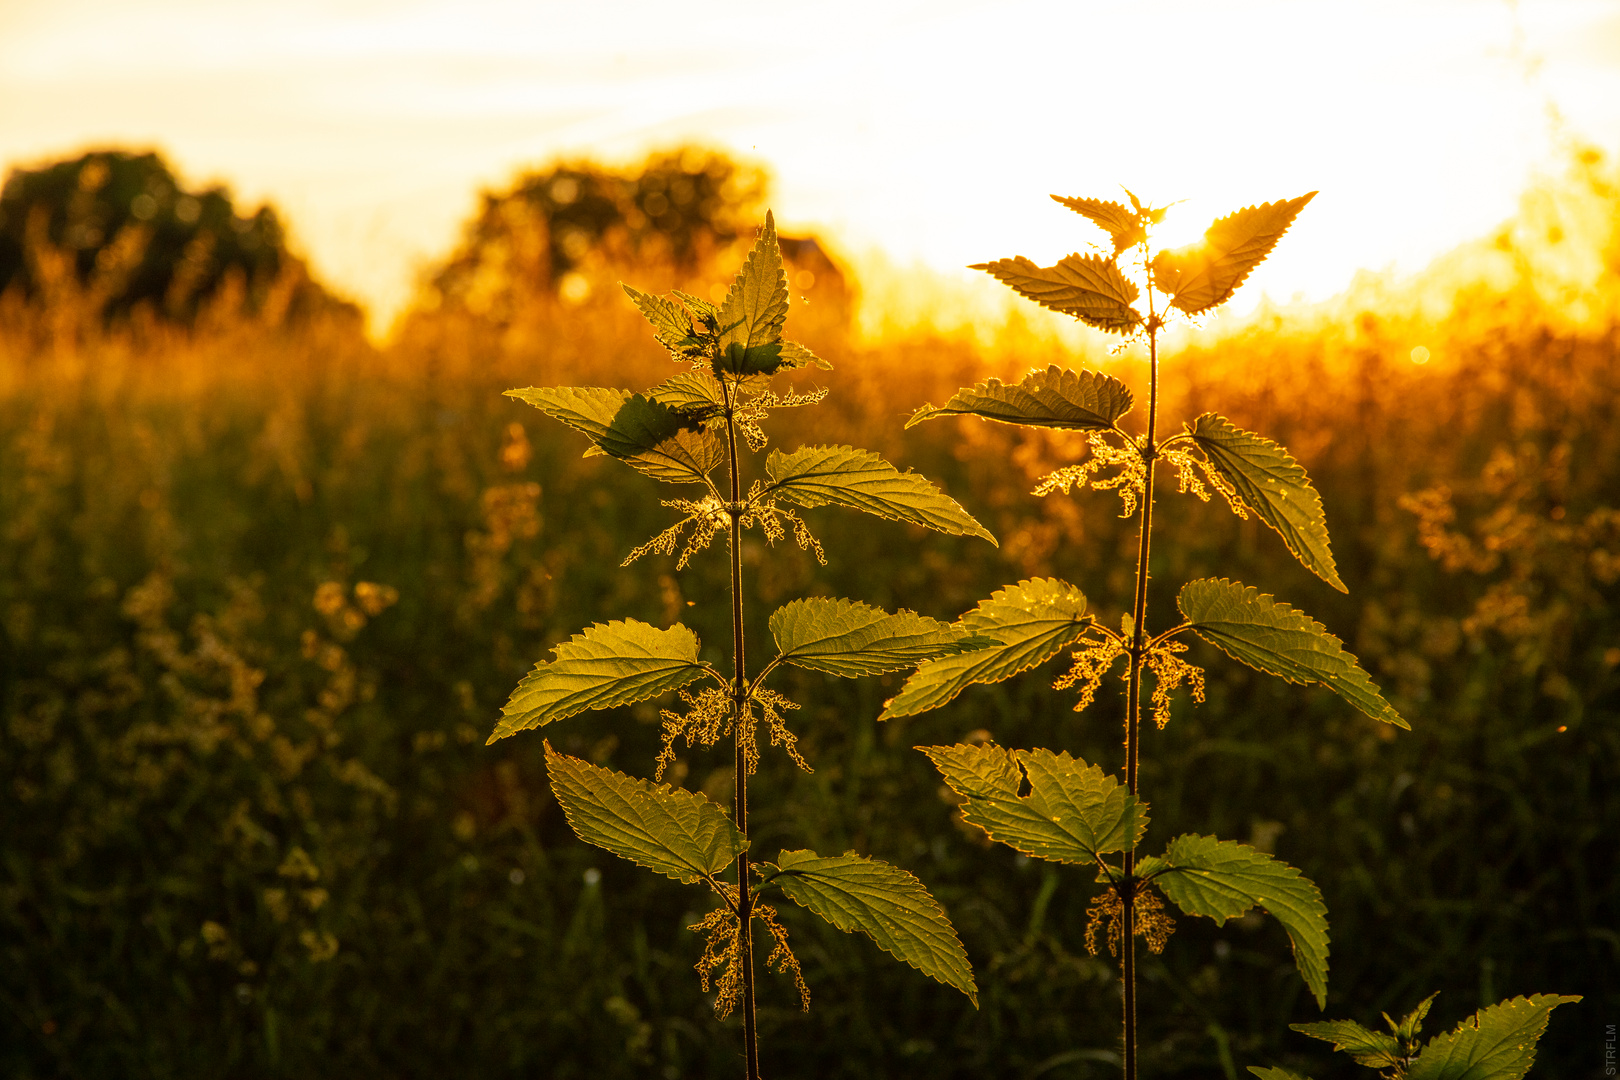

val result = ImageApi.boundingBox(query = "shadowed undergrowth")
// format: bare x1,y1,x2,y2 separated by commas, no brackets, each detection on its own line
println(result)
1,156,1616,1079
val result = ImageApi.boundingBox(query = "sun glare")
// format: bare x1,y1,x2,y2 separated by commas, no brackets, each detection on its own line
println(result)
1,0,1617,330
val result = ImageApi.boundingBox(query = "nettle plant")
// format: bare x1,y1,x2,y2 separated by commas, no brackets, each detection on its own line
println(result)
884,191,1576,1079
487,213,994,1078
1260,991,1580,1080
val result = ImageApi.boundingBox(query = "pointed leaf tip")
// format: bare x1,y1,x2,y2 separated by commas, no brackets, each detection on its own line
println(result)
1149,834,1329,1008
1151,192,1316,315
1178,578,1407,728
1186,413,1344,591
1406,994,1580,1080
1049,195,1145,254
544,742,743,884
621,284,700,358
716,211,788,373
768,849,977,1005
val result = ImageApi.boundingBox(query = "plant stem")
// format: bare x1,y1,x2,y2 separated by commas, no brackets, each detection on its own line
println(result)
1121,299,1162,1080
722,379,761,1080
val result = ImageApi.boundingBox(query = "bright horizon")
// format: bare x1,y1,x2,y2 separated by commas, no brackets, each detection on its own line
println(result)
3,0,1619,335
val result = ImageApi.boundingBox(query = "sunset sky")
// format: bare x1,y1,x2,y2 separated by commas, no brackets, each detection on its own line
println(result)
3,0,1618,333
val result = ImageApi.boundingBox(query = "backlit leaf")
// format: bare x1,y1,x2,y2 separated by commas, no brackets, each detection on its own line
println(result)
764,849,977,1005
1247,1069,1313,1080
671,289,718,318
1394,993,1442,1042
769,597,994,677
907,365,1134,432
879,578,1090,719
1177,579,1407,728
764,444,996,544
491,620,710,742
1143,834,1329,1008
1405,995,1581,1080
622,284,699,356
972,254,1143,333
595,394,724,484
778,339,832,371
545,743,743,885
1122,187,1167,223
1186,413,1344,591
920,743,1146,862
648,371,725,424
717,210,789,373
1150,193,1316,315
1050,195,1145,253
1290,1019,1402,1069
722,341,783,375
506,385,630,443
507,387,721,484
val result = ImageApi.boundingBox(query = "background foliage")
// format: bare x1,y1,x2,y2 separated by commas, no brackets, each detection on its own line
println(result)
0,149,355,328
1,147,1614,1079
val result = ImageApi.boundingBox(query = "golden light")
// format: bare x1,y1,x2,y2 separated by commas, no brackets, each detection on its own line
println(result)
2,0,1618,333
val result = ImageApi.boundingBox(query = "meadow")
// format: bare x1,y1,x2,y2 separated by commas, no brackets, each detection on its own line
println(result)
1,150,1616,1079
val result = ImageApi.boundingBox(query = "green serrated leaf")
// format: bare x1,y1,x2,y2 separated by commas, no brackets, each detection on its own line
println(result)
1406,995,1581,1080
1150,193,1316,315
920,743,1146,862
1050,195,1146,254
491,620,710,742
972,253,1143,333
671,289,718,319
766,849,977,1005
778,340,832,371
621,284,699,356
506,387,721,484
1178,579,1407,728
721,341,784,375
1247,1069,1314,1080
591,393,696,459
907,365,1134,432
763,444,996,544
879,579,1090,719
1291,1019,1402,1068
1185,413,1344,591
544,742,743,884
1395,993,1443,1042
596,394,724,485
716,211,789,373
506,385,631,443
768,598,993,678
1147,834,1330,1008
648,371,725,423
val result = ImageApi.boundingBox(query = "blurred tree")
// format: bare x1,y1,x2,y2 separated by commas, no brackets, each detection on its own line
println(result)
420,147,850,327
0,149,355,326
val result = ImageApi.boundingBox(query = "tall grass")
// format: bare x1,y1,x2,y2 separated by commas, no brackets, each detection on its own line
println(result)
1,153,1615,1079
